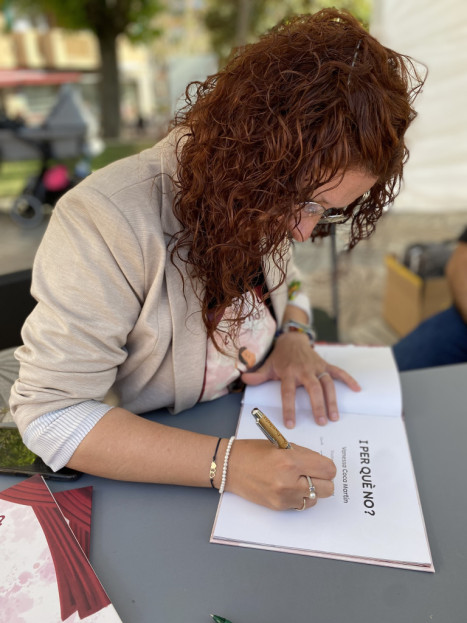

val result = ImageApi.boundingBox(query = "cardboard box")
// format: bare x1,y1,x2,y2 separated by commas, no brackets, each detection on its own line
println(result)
382,255,452,337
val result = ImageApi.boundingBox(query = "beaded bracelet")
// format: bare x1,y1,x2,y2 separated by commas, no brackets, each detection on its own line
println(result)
219,436,235,495
274,319,316,346
210,437,223,489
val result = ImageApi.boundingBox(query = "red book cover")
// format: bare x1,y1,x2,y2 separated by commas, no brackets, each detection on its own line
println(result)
54,486,93,558
0,475,122,622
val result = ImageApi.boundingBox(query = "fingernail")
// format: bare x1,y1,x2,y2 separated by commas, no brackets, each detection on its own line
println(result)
318,417,326,426
285,420,294,429
329,412,339,421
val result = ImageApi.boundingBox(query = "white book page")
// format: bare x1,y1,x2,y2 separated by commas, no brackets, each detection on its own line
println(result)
244,345,402,418
213,407,432,567
212,345,432,569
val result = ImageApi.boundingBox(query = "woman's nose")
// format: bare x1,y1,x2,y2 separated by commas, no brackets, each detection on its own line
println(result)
289,213,321,242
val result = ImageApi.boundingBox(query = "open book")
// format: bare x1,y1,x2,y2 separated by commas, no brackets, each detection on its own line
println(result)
211,345,434,572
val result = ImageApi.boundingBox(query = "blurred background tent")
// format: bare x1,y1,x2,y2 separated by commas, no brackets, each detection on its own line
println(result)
371,0,467,212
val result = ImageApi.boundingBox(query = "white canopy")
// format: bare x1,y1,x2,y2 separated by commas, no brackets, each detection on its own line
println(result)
371,0,467,211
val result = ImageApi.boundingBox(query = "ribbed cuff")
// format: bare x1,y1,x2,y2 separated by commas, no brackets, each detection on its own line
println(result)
23,400,113,471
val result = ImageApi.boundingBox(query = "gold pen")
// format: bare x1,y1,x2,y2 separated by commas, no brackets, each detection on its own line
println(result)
251,407,291,449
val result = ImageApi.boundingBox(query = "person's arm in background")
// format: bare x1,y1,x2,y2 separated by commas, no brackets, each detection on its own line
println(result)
446,235,467,324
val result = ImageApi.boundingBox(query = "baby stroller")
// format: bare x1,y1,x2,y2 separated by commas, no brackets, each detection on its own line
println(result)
8,85,99,228
10,138,90,228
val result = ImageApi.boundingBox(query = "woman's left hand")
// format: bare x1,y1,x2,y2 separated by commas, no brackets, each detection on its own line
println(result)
241,332,361,429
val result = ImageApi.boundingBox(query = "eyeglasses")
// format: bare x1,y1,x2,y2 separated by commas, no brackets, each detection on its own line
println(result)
302,201,349,224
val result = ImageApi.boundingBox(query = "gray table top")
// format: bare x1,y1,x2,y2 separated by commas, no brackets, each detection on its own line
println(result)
2,363,466,623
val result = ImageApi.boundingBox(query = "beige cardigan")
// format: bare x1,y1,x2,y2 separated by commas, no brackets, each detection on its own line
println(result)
10,132,301,434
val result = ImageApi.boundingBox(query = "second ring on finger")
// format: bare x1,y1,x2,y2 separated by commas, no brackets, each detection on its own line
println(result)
305,475,317,500
314,371,339,423
294,475,319,510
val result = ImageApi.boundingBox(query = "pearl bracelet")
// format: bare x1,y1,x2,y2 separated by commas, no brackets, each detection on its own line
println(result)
219,436,235,494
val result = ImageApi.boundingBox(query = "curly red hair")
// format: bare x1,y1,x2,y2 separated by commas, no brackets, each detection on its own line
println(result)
169,8,425,342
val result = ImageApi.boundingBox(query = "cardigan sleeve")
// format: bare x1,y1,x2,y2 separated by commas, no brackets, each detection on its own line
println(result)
10,184,147,434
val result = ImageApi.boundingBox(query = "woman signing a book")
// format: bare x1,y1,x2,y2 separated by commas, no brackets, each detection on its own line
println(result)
10,9,423,511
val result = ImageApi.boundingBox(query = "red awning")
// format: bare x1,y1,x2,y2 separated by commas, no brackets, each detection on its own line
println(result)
0,69,81,88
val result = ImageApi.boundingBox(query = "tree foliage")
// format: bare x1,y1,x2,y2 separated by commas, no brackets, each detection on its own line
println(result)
205,0,372,62
6,0,163,41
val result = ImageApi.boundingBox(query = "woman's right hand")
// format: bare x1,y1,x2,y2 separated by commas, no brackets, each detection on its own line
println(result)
225,439,336,511
64,408,335,511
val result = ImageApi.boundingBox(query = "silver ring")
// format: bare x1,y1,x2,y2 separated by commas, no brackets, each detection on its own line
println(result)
294,497,307,511
305,475,317,500
317,372,329,380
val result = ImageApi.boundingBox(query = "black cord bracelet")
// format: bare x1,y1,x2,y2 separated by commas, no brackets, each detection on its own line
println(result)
210,437,223,489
